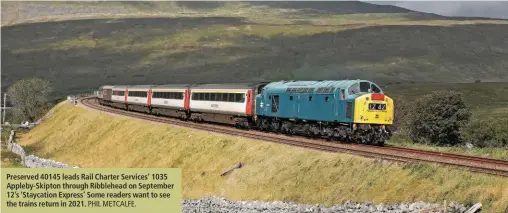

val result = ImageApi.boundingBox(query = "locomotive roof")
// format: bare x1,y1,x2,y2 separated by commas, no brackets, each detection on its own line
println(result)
262,80,381,92
266,80,373,87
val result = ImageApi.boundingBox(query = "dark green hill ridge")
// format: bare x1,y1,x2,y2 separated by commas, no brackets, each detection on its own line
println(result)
1,1,507,96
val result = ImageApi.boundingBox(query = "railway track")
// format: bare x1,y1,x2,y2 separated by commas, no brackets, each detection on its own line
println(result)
80,97,508,177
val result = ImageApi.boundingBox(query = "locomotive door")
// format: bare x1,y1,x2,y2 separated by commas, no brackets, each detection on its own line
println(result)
271,95,280,113
296,95,301,113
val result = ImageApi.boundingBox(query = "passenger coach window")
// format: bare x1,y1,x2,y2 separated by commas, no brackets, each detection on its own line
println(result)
235,94,243,102
128,91,147,97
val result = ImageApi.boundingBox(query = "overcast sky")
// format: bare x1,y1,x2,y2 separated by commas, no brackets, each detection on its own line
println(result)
370,1,508,19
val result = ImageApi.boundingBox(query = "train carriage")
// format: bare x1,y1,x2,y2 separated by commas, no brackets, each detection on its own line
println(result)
188,83,264,127
111,86,128,104
150,84,189,119
125,85,151,113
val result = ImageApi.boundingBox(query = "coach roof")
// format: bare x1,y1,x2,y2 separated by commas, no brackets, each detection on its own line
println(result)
189,83,258,90
151,84,189,89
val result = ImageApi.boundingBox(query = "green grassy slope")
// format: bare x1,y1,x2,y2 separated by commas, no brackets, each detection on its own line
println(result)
2,1,508,98
18,103,508,212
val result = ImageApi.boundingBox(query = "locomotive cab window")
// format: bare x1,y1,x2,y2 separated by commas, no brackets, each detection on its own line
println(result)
371,84,381,93
360,82,370,93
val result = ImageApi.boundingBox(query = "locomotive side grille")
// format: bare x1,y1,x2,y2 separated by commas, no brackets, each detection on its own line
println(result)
346,102,353,119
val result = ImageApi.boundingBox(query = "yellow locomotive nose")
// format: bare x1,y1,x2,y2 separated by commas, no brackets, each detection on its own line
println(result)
353,93,394,125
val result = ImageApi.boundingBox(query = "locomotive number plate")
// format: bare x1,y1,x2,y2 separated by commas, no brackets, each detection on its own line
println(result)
368,103,386,111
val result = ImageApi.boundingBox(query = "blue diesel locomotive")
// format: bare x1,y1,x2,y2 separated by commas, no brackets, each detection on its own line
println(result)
254,80,394,145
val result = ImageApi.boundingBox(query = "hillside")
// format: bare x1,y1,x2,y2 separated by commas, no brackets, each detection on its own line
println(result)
2,1,508,97
385,82,508,119
16,102,508,212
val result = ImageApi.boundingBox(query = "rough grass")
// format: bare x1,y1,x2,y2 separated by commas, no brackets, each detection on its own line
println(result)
3,1,494,26
18,102,508,212
387,134,508,160
2,2,508,97
1,149,23,168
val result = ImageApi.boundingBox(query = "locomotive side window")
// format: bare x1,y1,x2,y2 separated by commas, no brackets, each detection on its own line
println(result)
290,96,293,101
348,83,360,95
309,96,313,101
325,96,330,102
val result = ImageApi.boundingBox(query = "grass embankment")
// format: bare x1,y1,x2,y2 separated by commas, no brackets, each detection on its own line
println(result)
19,102,508,212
